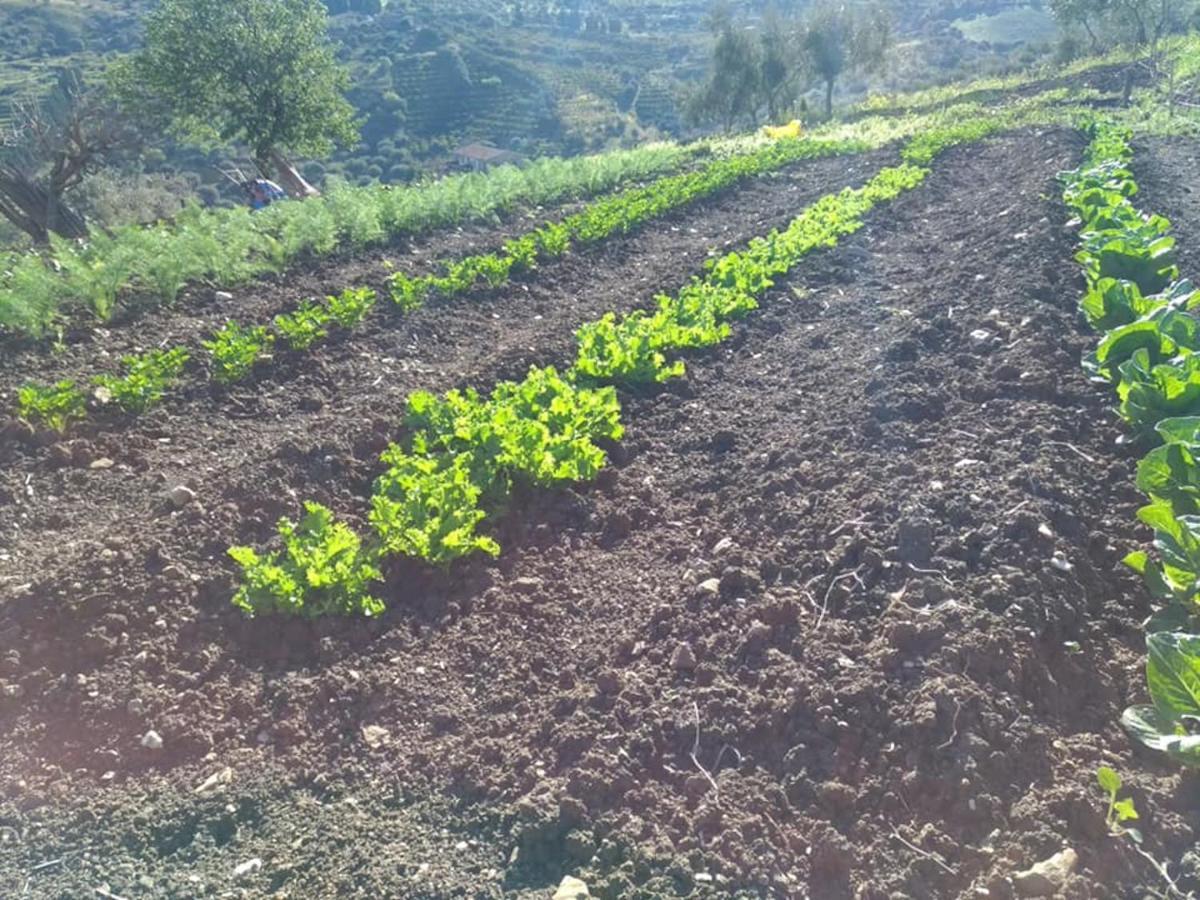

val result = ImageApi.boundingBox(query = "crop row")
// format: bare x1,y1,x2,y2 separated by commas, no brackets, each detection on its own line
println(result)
385,135,871,308
0,142,697,340
11,134,872,434
1061,122,1200,765
14,286,378,433
226,118,1011,619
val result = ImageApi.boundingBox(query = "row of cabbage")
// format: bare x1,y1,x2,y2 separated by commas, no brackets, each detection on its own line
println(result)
1061,122,1200,765
0,142,697,339
228,118,1014,619
13,135,873,433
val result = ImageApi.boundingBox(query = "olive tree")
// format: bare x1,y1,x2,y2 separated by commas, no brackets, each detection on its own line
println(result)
801,2,892,119
110,0,359,197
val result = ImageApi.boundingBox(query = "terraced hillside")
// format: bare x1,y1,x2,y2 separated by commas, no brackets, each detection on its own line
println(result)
3,41,1200,900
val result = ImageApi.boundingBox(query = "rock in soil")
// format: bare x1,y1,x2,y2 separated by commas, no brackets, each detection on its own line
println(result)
1013,847,1078,897
553,875,590,899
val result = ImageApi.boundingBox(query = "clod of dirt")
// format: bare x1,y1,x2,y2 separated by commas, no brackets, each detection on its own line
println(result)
896,517,935,565
671,643,697,671
1012,847,1078,897
361,725,390,748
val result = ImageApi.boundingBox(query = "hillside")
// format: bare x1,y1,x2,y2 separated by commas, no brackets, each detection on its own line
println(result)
0,0,1068,197
2,37,1200,897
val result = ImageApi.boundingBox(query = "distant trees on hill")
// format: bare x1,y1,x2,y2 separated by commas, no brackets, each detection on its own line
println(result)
688,1,893,130
1050,0,1195,50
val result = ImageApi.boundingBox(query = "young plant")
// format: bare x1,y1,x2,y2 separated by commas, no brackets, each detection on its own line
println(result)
325,286,376,329
1096,767,1140,835
274,300,333,350
229,501,383,618
369,448,499,565
388,273,423,311
16,380,87,433
93,347,190,414
203,321,274,384
1123,631,1200,766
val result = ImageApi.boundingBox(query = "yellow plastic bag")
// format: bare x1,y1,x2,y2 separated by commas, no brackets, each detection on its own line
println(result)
763,120,803,140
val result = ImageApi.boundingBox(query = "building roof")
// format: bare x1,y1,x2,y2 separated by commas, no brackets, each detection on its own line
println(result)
453,143,524,163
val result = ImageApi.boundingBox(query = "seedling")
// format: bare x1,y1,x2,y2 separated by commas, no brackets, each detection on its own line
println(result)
93,347,190,413
274,300,332,350
1096,767,1140,836
325,286,376,329
16,380,86,433
203,321,274,384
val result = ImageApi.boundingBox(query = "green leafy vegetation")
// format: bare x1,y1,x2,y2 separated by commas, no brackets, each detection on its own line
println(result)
227,117,1000,617
324,285,376,329
16,380,86,433
229,501,383,618
1096,766,1139,834
1061,121,1200,767
0,141,694,339
203,321,274,385
93,347,190,413
274,300,333,351
387,134,871,309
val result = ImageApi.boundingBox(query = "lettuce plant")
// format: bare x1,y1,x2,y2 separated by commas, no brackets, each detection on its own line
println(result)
229,501,383,618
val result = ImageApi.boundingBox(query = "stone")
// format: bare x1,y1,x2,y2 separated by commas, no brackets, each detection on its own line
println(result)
89,458,115,470
361,725,390,749
169,485,197,508
140,730,163,750
695,578,721,598
671,643,697,671
215,291,234,301
232,858,263,879
1013,848,1077,897
553,875,590,899
712,537,734,555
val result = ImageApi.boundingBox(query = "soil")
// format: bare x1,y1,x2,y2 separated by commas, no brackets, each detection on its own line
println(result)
2,127,1199,899
1134,135,1200,278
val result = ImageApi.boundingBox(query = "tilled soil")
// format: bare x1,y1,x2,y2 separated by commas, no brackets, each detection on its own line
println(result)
1135,135,1200,277
2,128,1197,899
0,148,894,579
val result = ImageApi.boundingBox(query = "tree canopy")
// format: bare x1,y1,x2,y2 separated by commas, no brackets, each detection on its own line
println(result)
801,2,892,118
110,0,359,176
1050,0,1191,49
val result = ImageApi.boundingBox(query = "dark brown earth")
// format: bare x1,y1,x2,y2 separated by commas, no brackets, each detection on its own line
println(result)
2,127,1198,899
1135,135,1200,278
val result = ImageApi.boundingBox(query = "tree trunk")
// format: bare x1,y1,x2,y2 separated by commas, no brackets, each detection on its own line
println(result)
268,148,321,199
0,163,88,245
824,78,835,119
